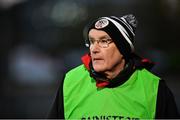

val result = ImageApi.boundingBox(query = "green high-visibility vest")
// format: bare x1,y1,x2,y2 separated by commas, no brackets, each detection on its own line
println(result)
63,64,160,119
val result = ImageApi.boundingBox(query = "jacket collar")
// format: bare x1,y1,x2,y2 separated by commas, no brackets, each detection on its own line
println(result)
81,53,154,88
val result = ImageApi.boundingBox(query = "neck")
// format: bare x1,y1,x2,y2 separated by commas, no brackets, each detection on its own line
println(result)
104,59,126,80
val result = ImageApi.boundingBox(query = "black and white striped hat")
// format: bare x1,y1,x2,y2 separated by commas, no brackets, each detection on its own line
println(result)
84,14,138,61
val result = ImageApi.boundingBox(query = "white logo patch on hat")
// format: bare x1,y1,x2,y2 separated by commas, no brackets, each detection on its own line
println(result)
95,18,109,29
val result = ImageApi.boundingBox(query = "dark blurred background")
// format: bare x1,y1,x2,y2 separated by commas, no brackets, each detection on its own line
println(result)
0,0,179,118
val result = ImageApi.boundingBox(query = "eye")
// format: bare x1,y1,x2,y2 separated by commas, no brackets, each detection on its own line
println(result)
100,39,108,44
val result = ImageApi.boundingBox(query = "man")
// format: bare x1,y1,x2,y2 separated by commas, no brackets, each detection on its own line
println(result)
48,14,179,119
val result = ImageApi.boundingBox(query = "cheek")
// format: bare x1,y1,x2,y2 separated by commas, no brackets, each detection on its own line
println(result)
104,54,112,65
105,48,123,67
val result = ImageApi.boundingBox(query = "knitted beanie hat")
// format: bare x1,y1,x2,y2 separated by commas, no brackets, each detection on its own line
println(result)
83,14,138,61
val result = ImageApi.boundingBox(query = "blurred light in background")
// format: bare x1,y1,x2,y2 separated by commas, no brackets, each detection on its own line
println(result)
31,1,53,29
8,44,59,85
51,1,88,27
0,0,27,10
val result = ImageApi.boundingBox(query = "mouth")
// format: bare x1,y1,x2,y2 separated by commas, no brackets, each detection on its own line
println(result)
93,58,103,62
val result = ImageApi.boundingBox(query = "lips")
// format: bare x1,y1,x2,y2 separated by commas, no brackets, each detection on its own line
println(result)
94,58,101,60
92,57,104,63
93,57,103,61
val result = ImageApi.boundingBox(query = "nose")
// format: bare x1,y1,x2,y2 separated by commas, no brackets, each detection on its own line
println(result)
90,42,100,54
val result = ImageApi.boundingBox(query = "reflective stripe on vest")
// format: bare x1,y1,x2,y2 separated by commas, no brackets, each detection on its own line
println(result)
63,64,160,119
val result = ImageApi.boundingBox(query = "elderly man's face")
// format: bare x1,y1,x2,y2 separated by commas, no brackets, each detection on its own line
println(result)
89,29,124,73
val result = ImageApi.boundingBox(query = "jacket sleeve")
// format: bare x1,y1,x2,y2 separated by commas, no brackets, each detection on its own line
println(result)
155,79,180,118
47,75,65,119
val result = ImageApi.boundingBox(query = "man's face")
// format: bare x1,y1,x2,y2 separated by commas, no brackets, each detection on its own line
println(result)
89,29,124,73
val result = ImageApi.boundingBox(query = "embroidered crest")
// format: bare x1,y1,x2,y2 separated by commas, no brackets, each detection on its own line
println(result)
95,18,109,29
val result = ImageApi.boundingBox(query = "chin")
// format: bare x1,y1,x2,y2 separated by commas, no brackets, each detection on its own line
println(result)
93,66,105,72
